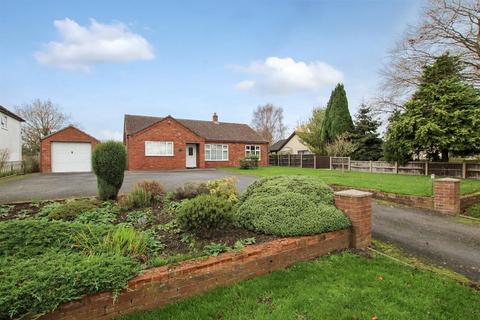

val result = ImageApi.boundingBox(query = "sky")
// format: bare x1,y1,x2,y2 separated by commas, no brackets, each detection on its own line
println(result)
0,0,423,141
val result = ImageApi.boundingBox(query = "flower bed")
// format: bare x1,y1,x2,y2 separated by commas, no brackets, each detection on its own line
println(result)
0,176,361,319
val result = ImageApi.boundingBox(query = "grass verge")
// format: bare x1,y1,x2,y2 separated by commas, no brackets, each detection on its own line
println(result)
223,167,480,196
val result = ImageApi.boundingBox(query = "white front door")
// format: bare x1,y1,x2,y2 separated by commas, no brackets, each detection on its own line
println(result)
51,142,92,173
186,144,197,168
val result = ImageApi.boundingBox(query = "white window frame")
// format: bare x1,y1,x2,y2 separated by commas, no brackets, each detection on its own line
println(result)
0,114,7,130
144,141,174,156
245,145,261,160
205,144,229,161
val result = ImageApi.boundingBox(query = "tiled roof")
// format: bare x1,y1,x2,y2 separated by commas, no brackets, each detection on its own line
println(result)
124,114,268,143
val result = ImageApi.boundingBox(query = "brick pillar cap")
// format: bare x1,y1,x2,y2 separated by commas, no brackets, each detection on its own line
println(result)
435,178,460,182
334,189,373,198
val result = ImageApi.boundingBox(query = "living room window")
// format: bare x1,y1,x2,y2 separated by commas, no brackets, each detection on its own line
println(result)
205,144,228,161
145,141,174,156
245,145,261,159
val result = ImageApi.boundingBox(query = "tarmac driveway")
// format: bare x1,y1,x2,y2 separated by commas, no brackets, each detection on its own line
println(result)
0,170,257,203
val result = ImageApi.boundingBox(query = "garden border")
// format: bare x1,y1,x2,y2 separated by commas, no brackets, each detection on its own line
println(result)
40,189,373,320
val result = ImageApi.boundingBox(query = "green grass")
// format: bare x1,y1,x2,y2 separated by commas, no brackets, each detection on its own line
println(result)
224,167,480,196
119,252,480,320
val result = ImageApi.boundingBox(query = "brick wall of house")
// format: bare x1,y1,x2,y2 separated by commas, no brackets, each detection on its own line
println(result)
126,118,269,170
40,126,99,173
126,118,205,170
41,229,351,320
204,142,269,168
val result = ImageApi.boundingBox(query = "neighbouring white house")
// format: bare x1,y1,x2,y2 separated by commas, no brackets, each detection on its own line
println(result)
270,131,312,155
0,105,24,162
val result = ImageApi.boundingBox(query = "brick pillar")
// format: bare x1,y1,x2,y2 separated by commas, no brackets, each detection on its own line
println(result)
334,189,373,249
434,178,460,215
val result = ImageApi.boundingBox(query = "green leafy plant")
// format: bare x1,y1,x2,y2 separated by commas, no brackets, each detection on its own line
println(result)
207,176,238,202
149,253,198,268
203,242,229,256
92,141,127,200
466,203,480,219
0,205,13,217
173,182,210,200
233,237,256,250
177,194,233,234
0,219,110,257
126,209,153,228
75,202,119,224
46,199,97,221
239,155,259,169
0,251,140,319
16,209,33,219
37,201,63,218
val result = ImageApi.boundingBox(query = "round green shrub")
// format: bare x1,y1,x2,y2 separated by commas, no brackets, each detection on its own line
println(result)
92,141,127,200
47,199,97,221
238,175,334,206
235,192,350,236
177,194,233,233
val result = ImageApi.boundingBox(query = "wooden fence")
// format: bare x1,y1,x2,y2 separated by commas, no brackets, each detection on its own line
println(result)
0,161,25,177
268,154,330,169
333,157,480,179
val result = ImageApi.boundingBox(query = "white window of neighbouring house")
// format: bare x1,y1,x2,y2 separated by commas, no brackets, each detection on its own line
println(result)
245,145,261,159
0,114,7,130
205,144,228,161
145,141,174,156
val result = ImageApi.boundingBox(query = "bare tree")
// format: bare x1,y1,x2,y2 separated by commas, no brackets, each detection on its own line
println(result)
251,104,287,144
377,0,480,112
15,99,70,154
325,133,356,157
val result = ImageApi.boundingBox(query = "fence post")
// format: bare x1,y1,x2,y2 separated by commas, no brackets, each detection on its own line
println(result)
394,161,398,174
348,157,351,171
425,161,428,176
300,153,303,168
288,154,291,167
462,162,467,179
369,161,372,172
329,157,332,170
314,155,317,169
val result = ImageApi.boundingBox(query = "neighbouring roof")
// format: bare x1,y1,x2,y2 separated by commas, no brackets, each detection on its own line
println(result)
0,105,24,122
124,114,269,143
40,125,99,142
270,131,297,152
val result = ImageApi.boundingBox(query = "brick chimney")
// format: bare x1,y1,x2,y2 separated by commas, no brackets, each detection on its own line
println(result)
212,112,219,124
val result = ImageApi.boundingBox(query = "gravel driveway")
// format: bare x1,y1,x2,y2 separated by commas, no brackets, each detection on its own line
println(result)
0,170,257,203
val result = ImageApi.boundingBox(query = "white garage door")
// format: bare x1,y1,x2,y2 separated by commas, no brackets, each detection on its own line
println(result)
51,142,92,173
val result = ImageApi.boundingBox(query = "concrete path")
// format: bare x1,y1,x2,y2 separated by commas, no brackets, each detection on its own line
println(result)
1,170,479,280
0,170,257,203
373,203,480,281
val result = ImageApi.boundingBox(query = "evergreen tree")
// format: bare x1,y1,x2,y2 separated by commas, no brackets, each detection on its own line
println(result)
322,83,354,143
297,107,326,154
351,104,383,160
384,53,480,162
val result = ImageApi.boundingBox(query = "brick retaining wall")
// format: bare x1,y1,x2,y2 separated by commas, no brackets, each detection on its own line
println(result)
460,192,480,211
41,230,351,320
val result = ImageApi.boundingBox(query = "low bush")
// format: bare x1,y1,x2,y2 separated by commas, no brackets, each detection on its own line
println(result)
0,251,140,319
207,177,238,202
74,202,120,224
120,180,166,209
92,141,127,200
46,199,97,221
173,182,210,200
74,224,162,260
235,192,351,236
238,175,334,206
466,203,480,219
0,219,110,257
177,194,233,233
239,155,259,169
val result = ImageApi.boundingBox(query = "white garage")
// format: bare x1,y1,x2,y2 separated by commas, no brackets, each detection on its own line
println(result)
51,142,92,173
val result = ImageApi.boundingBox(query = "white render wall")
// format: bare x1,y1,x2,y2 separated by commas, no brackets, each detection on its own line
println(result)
279,133,311,155
0,112,22,161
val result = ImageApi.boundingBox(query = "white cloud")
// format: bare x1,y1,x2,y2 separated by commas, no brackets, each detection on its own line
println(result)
233,57,343,95
100,129,123,141
35,18,154,71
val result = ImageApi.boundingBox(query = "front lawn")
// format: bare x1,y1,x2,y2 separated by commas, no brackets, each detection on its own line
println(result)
224,167,480,196
120,251,480,320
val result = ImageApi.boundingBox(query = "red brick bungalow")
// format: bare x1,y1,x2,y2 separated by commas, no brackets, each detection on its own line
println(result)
123,113,269,170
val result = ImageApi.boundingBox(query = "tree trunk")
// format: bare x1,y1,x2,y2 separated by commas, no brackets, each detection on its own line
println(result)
441,149,449,162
